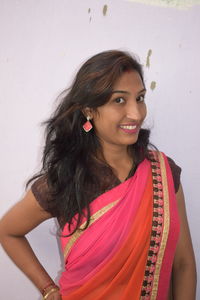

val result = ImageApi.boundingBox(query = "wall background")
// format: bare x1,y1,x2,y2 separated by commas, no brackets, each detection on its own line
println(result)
0,0,199,299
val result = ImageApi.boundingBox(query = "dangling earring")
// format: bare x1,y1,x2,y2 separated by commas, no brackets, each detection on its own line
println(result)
83,116,93,132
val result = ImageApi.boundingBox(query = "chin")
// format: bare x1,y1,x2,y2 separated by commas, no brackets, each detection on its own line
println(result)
119,139,139,147
125,136,139,145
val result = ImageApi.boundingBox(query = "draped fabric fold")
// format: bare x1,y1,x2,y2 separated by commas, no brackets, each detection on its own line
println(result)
59,152,180,300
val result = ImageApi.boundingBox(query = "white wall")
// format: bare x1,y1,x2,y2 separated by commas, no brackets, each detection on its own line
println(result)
0,0,199,299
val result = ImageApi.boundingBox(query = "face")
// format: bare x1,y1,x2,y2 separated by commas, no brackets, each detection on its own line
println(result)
90,71,147,150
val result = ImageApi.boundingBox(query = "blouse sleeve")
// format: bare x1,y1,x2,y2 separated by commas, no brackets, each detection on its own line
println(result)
31,176,59,218
166,156,182,193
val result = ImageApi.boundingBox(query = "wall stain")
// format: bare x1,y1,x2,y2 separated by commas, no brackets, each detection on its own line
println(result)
146,49,152,68
88,8,92,22
150,81,156,91
103,4,108,16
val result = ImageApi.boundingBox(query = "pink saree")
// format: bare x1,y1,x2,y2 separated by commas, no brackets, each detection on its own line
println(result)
59,152,180,300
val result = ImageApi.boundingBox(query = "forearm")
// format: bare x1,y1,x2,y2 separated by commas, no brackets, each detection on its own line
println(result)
172,263,197,300
1,235,55,293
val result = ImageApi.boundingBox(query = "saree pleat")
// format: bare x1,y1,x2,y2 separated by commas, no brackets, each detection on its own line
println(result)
59,152,180,300
60,165,153,299
81,173,153,300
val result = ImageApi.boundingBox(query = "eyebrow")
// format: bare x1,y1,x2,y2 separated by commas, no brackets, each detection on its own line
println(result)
111,88,146,95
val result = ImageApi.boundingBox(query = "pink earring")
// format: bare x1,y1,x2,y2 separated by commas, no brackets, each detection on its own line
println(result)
83,116,93,132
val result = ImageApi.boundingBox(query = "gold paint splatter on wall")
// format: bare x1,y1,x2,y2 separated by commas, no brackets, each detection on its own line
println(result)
150,81,156,91
146,49,152,68
103,4,108,16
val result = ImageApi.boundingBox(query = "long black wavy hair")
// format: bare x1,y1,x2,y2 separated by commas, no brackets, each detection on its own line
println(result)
28,50,152,235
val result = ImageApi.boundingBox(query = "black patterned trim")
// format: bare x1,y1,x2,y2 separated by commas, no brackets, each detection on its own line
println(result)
140,152,164,299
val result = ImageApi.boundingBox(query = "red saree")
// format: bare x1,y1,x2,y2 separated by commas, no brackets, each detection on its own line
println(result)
59,152,180,300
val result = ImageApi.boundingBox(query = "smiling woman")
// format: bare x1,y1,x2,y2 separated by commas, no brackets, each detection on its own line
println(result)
89,71,147,149
0,50,196,300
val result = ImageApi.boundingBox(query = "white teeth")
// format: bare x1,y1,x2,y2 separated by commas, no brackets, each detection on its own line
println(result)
120,125,137,130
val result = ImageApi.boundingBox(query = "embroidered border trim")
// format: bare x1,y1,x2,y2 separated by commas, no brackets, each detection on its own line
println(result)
140,151,170,299
63,199,119,260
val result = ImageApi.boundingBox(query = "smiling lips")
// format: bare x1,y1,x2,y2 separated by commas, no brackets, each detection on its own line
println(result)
119,124,139,134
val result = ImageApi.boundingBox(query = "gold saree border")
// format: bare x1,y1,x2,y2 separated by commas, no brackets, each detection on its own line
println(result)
140,151,170,299
63,199,119,259
151,152,170,299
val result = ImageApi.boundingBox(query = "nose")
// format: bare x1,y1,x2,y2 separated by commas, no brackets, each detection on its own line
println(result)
126,99,144,121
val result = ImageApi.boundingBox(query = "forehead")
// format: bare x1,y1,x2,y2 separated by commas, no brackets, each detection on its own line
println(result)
112,70,144,90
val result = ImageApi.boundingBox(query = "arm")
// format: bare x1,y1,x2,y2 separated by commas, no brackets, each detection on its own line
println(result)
172,184,197,300
0,190,61,299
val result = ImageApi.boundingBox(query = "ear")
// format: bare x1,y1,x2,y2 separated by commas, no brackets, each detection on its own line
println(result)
82,107,94,119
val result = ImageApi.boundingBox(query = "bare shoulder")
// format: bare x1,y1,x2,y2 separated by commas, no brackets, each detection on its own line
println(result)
0,190,52,237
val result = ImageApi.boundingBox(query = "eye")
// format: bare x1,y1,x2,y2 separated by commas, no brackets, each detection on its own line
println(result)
137,94,145,102
115,97,125,104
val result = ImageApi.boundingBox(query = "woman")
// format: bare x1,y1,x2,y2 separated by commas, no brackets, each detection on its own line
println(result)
0,50,196,299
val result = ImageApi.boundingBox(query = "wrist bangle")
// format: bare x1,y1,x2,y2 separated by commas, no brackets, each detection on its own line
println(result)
41,282,55,296
43,287,59,299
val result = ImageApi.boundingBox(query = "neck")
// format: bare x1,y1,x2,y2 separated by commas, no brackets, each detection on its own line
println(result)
99,142,133,168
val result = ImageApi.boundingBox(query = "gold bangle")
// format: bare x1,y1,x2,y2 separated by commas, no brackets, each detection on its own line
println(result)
43,287,59,299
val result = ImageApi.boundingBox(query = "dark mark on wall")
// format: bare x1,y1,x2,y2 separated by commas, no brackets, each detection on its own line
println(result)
103,4,108,16
146,49,152,68
150,81,156,91
88,8,92,22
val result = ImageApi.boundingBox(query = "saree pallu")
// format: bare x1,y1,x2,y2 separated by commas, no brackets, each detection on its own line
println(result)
59,152,180,300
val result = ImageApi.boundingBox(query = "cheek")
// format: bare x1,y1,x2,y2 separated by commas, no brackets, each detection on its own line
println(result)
92,111,118,135
92,109,114,127
92,114,106,132
142,104,147,120
93,117,112,132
